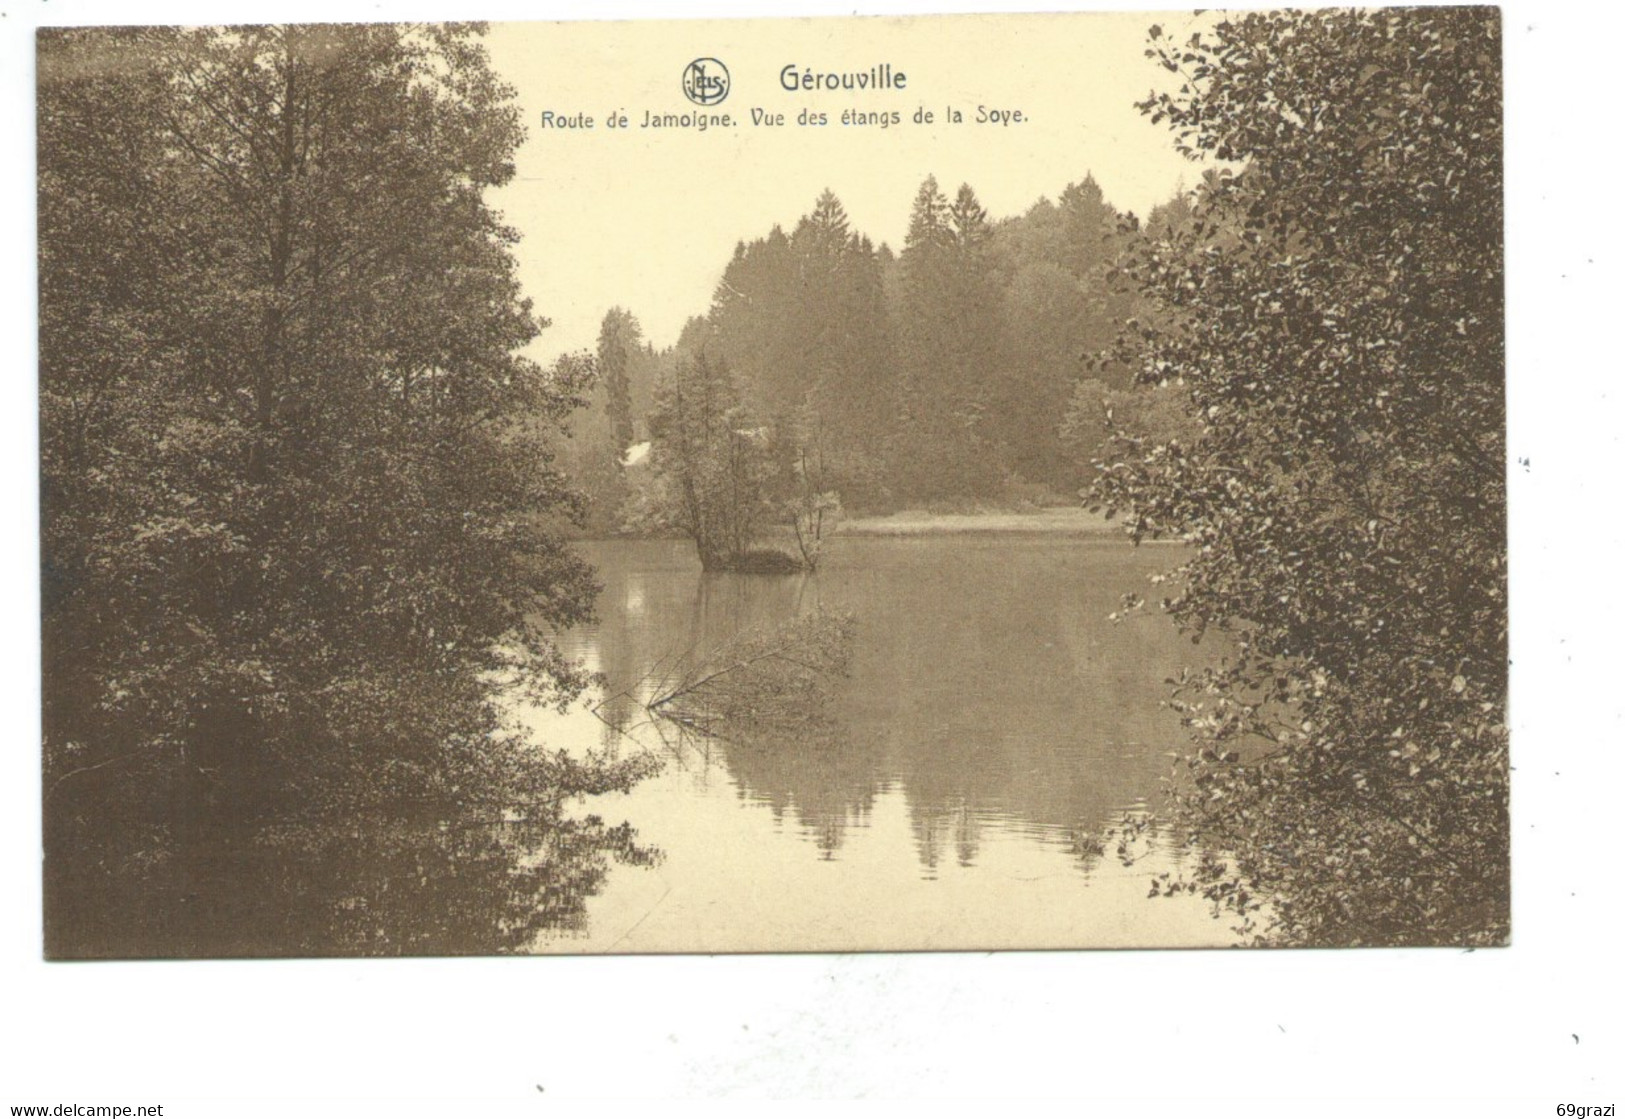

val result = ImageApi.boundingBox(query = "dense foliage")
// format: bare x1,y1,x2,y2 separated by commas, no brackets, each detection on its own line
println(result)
569,177,1156,536
39,24,649,956
1094,8,1507,945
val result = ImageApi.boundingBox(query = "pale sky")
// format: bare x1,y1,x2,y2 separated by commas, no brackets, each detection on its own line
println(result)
484,11,1213,360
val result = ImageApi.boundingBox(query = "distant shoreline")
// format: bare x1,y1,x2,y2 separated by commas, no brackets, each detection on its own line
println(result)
572,506,1191,543
836,507,1131,537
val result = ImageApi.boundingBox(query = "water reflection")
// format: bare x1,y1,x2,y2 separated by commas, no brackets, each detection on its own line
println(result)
528,536,1234,951
46,804,659,959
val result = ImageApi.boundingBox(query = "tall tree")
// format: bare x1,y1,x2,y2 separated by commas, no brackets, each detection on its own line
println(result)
893,177,1003,499
1095,9,1506,945
707,191,893,508
948,182,990,250
788,191,893,495
644,350,778,571
800,187,852,254
902,175,954,256
552,347,630,534
596,307,642,456
976,177,1142,491
709,225,800,417
39,24,640,955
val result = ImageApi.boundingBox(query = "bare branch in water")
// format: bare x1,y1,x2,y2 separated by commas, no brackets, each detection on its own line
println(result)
648,611,856,735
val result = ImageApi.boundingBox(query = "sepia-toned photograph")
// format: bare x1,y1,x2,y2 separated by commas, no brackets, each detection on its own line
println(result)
38,8,1506,959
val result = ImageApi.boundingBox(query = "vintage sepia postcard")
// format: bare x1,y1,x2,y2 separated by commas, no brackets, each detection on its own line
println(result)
38,8,1506,958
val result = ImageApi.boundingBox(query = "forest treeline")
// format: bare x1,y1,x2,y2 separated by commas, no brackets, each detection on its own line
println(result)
558,173,1196,547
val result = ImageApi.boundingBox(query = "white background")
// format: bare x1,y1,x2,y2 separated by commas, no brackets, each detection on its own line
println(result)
2,0,1620,1110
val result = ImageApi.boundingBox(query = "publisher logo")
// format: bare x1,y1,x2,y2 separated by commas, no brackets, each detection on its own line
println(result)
682,58,730,106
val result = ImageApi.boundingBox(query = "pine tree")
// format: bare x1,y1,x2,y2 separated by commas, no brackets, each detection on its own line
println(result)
893,177,1003,499
596,307,642,456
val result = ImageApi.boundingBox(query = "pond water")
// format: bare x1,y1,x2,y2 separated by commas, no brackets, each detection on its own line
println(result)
516,534,1238,953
